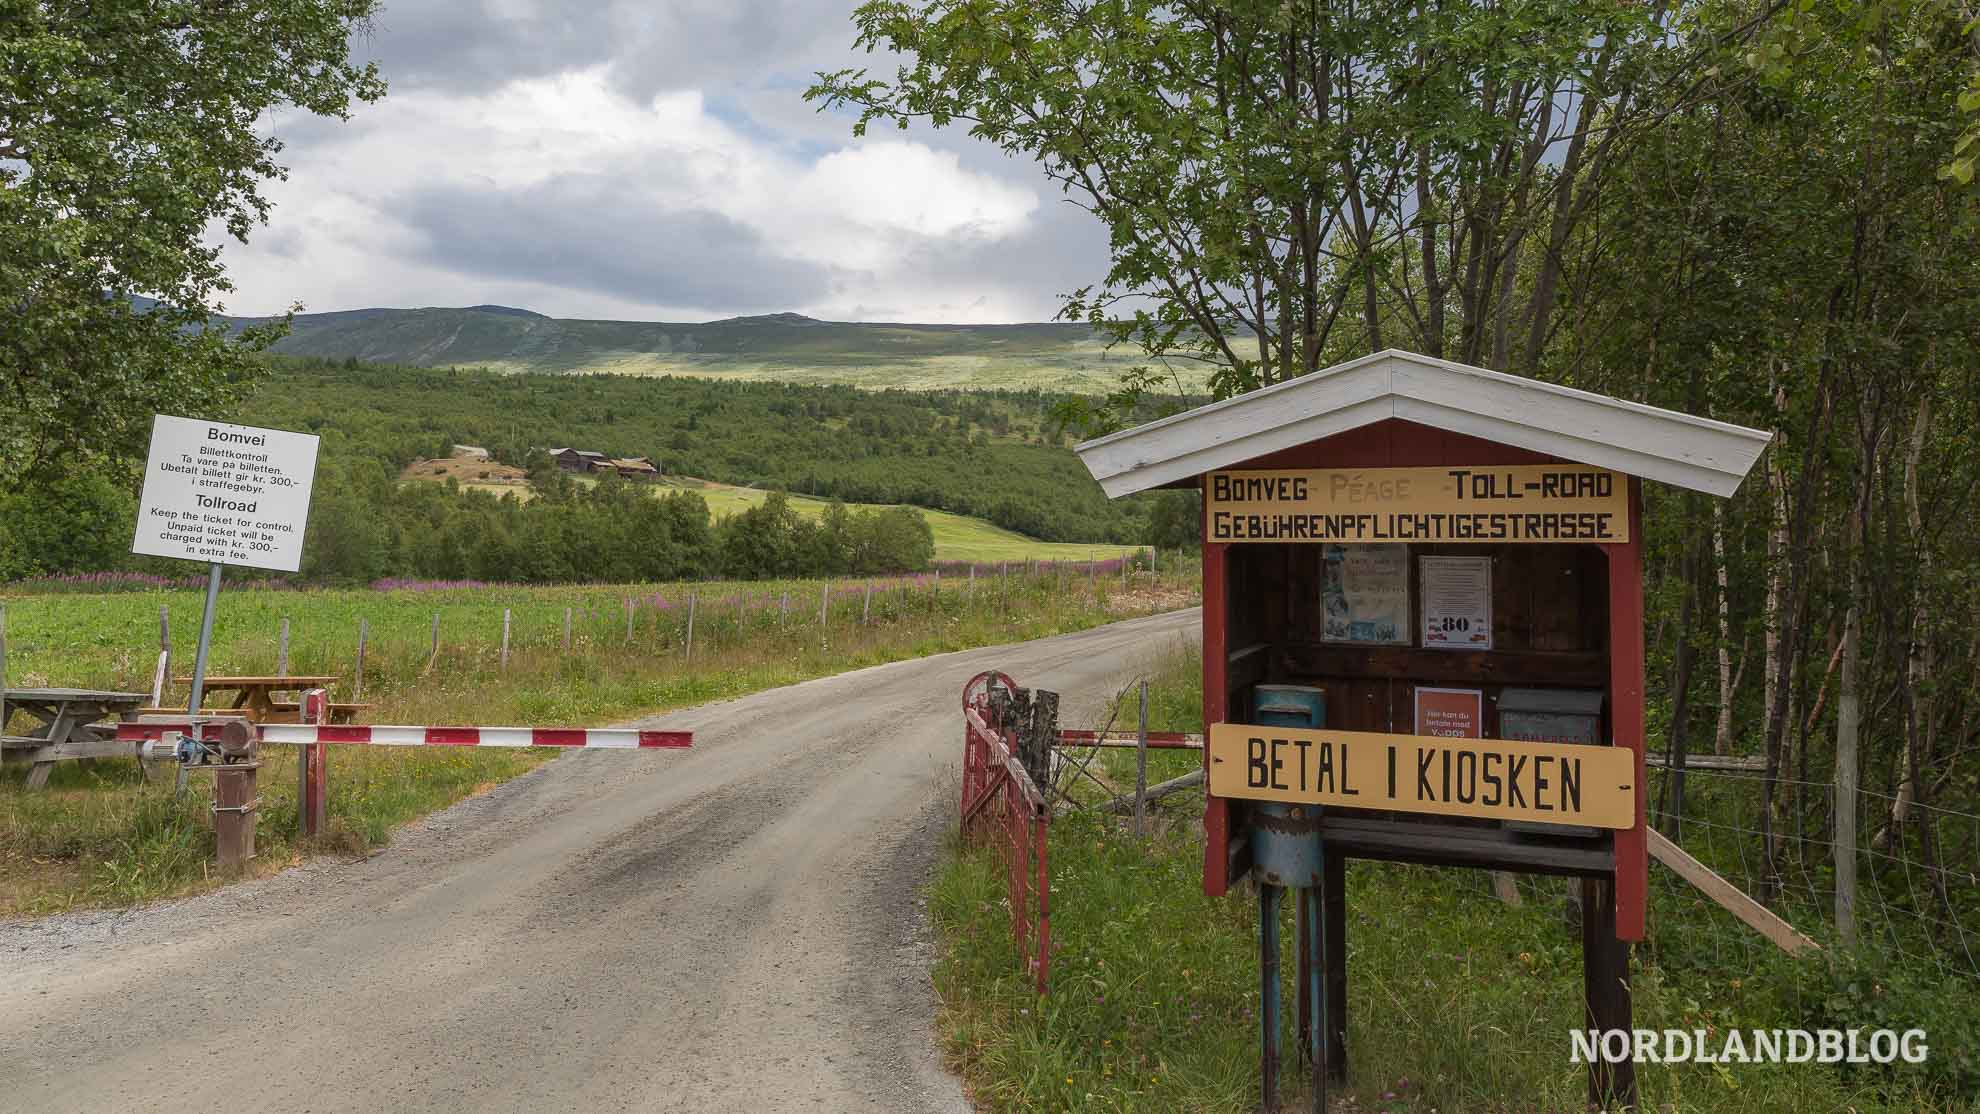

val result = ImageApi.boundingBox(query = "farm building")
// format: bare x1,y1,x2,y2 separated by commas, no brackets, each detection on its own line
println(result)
547,447,610,473
611,456,661,481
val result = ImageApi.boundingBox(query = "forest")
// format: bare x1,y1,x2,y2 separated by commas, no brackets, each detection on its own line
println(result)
810,0,1980,991
0,359,1193,584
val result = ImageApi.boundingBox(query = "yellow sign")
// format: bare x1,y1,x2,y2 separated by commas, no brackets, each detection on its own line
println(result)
1204,465,1629,544
1206,723,1637,829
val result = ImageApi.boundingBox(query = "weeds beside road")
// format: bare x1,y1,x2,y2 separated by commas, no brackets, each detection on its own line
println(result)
1,562,1198,916
932,642,1957,1113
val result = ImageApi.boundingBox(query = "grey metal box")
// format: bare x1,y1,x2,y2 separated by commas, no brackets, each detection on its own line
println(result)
1499,688,1605,837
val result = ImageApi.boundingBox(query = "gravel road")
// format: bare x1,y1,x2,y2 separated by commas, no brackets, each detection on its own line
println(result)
0,608,1199,1114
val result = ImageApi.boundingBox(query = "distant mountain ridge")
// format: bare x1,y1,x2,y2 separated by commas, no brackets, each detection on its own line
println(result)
215,303,1152,390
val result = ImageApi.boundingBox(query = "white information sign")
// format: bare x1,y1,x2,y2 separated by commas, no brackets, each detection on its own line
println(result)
1320,544,1409,644
1420,555,1492,651
131,415,320,573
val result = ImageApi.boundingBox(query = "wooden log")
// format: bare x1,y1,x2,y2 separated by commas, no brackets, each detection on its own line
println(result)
1647,828,1819,954
213,763,259,869
1090,769,1204,815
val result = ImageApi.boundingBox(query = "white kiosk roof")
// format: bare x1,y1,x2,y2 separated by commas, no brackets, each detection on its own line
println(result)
1075,349,1772,499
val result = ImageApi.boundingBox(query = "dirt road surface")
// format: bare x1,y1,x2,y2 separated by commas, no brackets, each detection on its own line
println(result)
0,609,1199,1113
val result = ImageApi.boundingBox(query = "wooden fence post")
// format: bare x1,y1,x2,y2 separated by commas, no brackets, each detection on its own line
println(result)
686,592,698,660
862,582,872,625
354,617,368,699
818,583,830,626
780,590,790,628
1135,679,1150,837
563,607,573,651
277,617,290,677
626,597,635,643
299,688,330,838
968,564,976,597
154,605,171,704
0,604,8,737
422,612,440,676
501,608,512,670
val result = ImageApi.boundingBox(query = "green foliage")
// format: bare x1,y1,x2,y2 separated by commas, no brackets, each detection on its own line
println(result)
0,471,134,579
0,0,384,492
239,358,1165,547
809,0,1682,428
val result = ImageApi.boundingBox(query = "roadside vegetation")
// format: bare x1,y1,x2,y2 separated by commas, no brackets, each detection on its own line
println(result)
0,559,1198,917
930,643,1971,1113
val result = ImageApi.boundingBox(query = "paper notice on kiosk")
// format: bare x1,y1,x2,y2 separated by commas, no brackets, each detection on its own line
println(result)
1207,723,1637,829
131,415,320,573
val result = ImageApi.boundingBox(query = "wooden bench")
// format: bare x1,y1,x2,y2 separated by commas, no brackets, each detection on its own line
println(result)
264,701,371,724
143,703,371,725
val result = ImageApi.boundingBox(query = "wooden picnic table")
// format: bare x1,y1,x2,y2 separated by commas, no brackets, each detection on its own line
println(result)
169,675,340,723
1,688,150,789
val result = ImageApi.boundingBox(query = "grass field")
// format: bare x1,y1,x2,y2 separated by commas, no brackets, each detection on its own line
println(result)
0,561,1198,916
429,470,1145,564
930,643,1968,1113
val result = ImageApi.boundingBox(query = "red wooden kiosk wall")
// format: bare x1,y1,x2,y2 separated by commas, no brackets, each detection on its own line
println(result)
1197,418,1648,940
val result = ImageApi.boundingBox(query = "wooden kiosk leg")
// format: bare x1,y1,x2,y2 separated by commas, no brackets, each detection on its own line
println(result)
1582,876,1634,1110
1323,848,1347,1085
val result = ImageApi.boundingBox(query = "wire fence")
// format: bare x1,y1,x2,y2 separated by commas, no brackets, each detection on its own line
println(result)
1630,766,1980,984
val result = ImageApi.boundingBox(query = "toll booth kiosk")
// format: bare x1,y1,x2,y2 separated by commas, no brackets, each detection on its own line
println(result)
1075,350,1771,1112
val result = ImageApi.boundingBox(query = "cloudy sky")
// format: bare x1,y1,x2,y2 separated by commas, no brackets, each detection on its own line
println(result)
217,0,1112,324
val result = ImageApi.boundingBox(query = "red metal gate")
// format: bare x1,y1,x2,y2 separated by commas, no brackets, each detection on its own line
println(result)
961,670,1051,994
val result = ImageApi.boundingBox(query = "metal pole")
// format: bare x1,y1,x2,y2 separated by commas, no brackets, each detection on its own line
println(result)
1303,884,1327,1114
1260,883,1282,1112
185,562,223,715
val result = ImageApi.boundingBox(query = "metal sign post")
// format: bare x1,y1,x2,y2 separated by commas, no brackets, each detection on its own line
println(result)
185,562,223,716
131,414,320,811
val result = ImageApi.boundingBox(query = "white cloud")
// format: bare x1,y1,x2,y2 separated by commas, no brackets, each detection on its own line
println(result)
216,59,1090,323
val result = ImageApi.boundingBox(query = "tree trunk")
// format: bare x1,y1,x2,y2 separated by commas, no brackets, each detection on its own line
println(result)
1713,502,1735,755
1833,454,1873,946
1661,507,1702,840
1876,393,1934,853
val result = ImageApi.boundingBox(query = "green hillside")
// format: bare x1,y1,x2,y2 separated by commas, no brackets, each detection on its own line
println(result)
242,357,1170,546
432,471,1142,564
226,305,1219,391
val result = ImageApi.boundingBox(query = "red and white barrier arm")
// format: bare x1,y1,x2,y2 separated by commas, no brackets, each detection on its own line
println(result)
264,725,690,749
118,721,690,749
1054,730,1203,749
